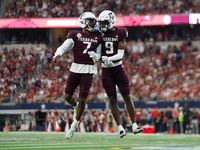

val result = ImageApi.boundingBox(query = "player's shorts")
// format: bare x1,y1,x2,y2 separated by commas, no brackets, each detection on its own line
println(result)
65,72,93,98
101,65,130,97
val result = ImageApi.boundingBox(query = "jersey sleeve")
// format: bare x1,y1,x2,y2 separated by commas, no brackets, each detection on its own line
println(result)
119,28,128,41
67,30,77,40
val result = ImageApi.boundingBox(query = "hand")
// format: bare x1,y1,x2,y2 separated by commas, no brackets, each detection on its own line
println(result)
88,51,96,58
52,54,61,61
102,56,110,63
88,51,98,62
104,61,114,67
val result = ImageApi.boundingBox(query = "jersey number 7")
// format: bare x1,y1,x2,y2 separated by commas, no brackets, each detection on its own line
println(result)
83,42,92,54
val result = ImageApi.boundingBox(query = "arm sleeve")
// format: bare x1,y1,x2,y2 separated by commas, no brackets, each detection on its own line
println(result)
108,49,124,61
107,28,126,61
55,38,75,55
95,44,101,61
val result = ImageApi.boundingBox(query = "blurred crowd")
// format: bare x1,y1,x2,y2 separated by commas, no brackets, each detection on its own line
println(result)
45,104,200,134
2,32,47,45
5,0,200,18
0,44,65,103
1,37,200,103
0,45,40,102
45,108,109,132
4,104,200,134
125,38,200,102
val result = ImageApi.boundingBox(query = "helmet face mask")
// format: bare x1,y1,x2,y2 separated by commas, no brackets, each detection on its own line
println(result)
87,18,97,24
98,10,116,32
78,12,97,32
98,20,109,32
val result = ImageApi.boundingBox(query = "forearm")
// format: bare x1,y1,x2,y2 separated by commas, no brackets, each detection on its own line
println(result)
88,44,101,62
95,44,101,61
55,38,74,55
108,49,124,61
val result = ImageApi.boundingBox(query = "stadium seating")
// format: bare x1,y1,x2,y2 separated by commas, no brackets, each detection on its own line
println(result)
4,0,200,18
1,38,200,103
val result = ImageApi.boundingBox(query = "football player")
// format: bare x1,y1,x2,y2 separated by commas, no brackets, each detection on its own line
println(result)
98,10,143,138
53,12,102,139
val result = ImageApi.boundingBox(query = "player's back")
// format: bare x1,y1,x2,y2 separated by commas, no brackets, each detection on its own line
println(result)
101,27,127,58
67,30,102,65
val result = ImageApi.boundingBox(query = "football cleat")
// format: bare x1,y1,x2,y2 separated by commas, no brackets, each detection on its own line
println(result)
66,126,77,139
73,102,78,121
133,127,144,134
119,129,126,138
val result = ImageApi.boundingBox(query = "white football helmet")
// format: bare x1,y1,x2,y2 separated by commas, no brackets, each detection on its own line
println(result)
78,12,97,32
98,10,116,32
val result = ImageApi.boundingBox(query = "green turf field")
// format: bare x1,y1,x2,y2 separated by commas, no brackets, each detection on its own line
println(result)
0,132,200,150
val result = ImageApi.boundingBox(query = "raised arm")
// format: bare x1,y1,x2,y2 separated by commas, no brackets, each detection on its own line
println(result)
53,38,75,61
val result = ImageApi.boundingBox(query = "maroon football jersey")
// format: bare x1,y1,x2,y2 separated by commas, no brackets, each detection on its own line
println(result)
67,30,102,65
101,27,128,62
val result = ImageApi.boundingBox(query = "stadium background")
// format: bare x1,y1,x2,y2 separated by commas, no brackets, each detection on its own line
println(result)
0,0,200,134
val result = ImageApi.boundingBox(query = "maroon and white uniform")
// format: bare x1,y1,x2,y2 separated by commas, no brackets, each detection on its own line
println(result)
61,30,102,98
93,112,99,132
67,110,73,129
45,111,54,131
68,30,101,65
101,27,130,96
52,110,58,131
99,111,106,132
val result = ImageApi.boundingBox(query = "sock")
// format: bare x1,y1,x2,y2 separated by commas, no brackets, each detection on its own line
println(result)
71,119,79,128
118,125,124,132
132,123,138,130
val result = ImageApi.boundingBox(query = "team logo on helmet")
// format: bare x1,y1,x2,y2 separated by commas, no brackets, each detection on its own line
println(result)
98,10,116,32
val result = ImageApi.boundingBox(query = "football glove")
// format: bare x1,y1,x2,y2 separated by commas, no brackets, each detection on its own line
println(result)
88,51,98,62
104,61,114,67
52,54,61,61
102,56,110,63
